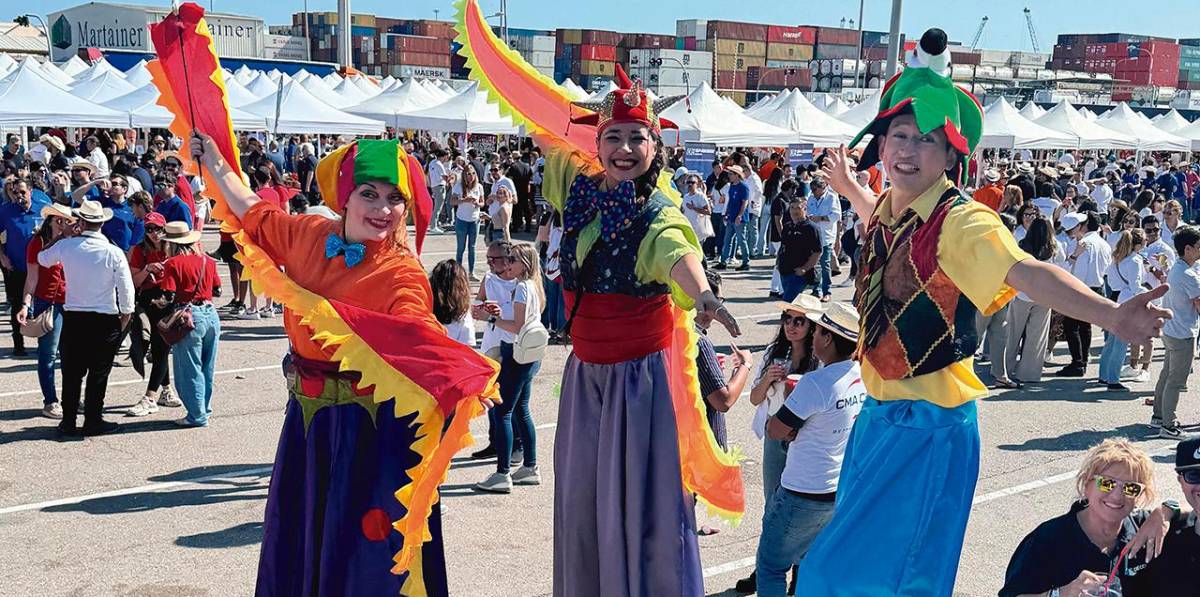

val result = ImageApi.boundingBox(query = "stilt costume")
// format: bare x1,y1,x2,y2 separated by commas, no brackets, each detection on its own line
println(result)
793,29,1031,595
149,5,500,595
454,1,745,594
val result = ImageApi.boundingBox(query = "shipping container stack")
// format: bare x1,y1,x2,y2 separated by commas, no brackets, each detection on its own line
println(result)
628,48,713,97
1052,33,1181,99
812,26,861,94
486,27,556,81
1177,39,1200,91
294,13,454,79
859,31,903,88
745,25,814,102
554,28,623,91
677,19,769,106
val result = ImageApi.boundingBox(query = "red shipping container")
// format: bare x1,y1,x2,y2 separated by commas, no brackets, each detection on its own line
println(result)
387,34,448,54
715,69,747,89
396,51,451,68
768,25,817,45
683,36,697,51
760,67,811,87
579,44,617,61
951,51,980,65
581,30,623,46
707,20,768,42
815,27,858,46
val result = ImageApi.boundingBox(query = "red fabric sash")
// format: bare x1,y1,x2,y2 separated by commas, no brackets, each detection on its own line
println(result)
564,291,674,364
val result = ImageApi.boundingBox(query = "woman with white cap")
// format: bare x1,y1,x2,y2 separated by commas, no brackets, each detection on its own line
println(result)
16,203,75,418
157,221,221,427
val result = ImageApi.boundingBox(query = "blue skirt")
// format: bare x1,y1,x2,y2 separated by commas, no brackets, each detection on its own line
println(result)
795,398,980,596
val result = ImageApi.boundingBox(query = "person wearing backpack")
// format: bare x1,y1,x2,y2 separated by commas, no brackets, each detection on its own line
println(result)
475,241,546,493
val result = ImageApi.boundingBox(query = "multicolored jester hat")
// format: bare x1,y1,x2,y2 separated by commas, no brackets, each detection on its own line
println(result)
147,3,499,591
454,0,745,523
849,28,984,185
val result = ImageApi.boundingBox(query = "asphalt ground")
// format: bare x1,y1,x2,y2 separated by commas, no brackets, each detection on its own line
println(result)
0,223,1195,597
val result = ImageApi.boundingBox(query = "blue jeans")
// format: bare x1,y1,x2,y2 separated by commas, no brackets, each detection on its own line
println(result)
762,435,789,502
492,342,540,474
814,244,834,296
454,218,478,274
1098,332,1129,384
706,216,726,259
756,211,773,256
172,304,220,426
780,273,814,302
721,219,750,265
756,490,837,597
541,275,565,333
31,298,63,406
745,213,761,257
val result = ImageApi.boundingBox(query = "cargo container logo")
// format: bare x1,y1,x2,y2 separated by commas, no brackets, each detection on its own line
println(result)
51,15,71,49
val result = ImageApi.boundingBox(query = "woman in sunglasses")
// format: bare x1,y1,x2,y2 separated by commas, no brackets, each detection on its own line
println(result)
124,212,181,417
1001,438,1181,597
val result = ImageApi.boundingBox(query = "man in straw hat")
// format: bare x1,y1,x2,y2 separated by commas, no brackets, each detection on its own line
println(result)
756,301,864,597
807,28,1171,594
974,168,1004,212
0,177,50,356
37,199,134,437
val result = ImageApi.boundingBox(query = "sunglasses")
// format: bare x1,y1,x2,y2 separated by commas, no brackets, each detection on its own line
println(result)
1144,227,1160,233
486,255,508,263
111,180,127,187
1181,469,1200,485
781,313,808,327
1093,475,1145,499
145,226,164,234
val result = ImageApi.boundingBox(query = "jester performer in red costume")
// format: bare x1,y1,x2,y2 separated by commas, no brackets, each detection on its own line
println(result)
455,1,745,594
149,5,499,596
792,28,1171,595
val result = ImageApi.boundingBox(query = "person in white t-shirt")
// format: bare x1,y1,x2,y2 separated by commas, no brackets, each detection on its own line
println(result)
428,259,476,347
488,165,517,242
426,149,451,233
451,166,486,279
680,173,713,245
758,302,865,597
475,242,545,493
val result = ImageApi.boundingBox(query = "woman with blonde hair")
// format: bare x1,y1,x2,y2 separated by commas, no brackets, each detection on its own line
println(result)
475,241,546,493
1001,438,1179,597
1000,184,1024,217
1099,229,1146,391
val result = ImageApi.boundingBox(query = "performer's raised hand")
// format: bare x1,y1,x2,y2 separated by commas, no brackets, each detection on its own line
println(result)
190,131,225,172
820,145,857,198
1111,284,1171,345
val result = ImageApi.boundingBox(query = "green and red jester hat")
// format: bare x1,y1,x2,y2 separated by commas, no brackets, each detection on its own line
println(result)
849,28,984,185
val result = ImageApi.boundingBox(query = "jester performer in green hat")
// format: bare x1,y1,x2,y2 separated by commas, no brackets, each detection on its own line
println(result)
797,28,1171,595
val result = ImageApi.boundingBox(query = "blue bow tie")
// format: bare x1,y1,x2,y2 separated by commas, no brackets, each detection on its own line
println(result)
325,233,365,268
563,176,640,241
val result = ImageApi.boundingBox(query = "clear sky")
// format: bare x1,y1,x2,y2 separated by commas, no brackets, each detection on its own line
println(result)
17,0,1200,53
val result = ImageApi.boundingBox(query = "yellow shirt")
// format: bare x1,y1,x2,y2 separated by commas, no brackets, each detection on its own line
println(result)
861,176,1030,408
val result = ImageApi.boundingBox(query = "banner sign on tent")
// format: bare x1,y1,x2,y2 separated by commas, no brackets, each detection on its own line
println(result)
787,143,815,168
684,142,716,177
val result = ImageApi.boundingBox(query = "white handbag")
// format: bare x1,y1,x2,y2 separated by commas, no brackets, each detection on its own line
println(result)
512,318,549,364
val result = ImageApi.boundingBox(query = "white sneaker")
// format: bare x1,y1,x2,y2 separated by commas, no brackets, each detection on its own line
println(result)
1133,370,1151,383
239,309,261,320
474,472,513,493
157,388,183,407
1159,426,1190,440
42,402,63,419
510,448,524,466
261,308,277,319
125,397,159,417
511,465,541,486
1120,365,1138,379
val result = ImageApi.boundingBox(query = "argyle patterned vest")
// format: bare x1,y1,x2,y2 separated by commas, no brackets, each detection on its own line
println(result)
854,188,980,380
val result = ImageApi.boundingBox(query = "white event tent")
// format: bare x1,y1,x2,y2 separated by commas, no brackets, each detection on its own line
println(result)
585,81,618,101
240,80,385,135
837,90,881,130
559,78,589,101
352,75,381,97
123,61,153,87
823,97,851,117
74,59,126,83
59,55,89,77
658,81,797,146
978,97,1077,149
1170,119,1200,151
749,89,859,146
1095,103,1191,151
331,77,373,107
0,53,15,76
390,81,517,134
1018,102,1045,120
234,65,256,85
1152,109,1192,133
70,70,138,103
245,72,283,98
344,78,446,128
0,62,127,127
104,83,267,130
1034,101,1136,149
221,75,261,108
745,89,790,116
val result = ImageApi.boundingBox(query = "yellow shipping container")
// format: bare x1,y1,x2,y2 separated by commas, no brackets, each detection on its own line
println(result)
767,43,814,62
715,53,766,71
318,11,338,25
713,38,767,57
352,14,376,27
725,91,747,106
561,29,583,45
580,60,614,76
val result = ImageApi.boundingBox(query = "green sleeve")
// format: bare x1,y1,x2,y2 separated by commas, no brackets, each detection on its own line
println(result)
540,144,600,214
636,202,702,310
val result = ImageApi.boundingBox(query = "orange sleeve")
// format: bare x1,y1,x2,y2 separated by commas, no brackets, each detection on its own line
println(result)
240,201,331,270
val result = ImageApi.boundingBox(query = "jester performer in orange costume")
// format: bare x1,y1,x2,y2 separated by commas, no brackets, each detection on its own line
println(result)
149,5,499,596
454,1,745,594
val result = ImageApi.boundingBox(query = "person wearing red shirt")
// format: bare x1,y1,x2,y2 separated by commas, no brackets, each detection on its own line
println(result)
158,152,199,230
16,204,73,418
159,221,222,427
125,212,181,417
974,169,1005,212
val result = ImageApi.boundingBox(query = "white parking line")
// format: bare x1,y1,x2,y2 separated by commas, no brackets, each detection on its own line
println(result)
0,365,279,398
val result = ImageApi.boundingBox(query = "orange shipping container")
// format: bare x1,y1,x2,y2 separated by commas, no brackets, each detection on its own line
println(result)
580,60,614,76
715,53,766,71
713,38,767,57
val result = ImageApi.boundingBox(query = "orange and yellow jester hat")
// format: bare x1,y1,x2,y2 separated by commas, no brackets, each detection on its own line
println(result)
849,28,984,185
315,139,433,253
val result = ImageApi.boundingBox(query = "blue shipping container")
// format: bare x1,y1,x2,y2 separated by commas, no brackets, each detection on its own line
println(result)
351,25,377,37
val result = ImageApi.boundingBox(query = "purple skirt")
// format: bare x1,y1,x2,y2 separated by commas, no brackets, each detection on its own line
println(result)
554,350,703,597
255,394,448,597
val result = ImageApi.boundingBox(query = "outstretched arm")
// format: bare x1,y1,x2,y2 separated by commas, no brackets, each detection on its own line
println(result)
671,253,741,337
190,132,260,219
1005,259,1170,345
821,145,877,223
